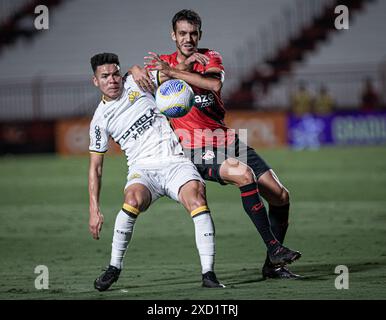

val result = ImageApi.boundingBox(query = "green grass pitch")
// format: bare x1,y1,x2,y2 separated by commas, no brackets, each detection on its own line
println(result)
0,146,385,300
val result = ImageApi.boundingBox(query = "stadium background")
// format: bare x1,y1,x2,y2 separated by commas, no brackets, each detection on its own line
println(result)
0,0,385,300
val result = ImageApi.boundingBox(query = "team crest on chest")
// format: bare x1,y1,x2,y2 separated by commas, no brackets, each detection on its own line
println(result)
202,150,215,160
128,90,141,104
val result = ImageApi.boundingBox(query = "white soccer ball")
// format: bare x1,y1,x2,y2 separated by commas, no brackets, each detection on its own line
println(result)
155,79,194,118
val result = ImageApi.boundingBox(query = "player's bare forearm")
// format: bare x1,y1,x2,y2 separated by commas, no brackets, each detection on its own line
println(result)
168,68,222,92
88,154,103,208
129,64,155,92
156,66,221,92
144,52,222,92
88,170,101,214
88,153,104,239
177,52,210,71
157,71,170,84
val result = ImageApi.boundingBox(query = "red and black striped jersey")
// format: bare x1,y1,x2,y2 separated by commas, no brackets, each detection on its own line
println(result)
159,49,235,148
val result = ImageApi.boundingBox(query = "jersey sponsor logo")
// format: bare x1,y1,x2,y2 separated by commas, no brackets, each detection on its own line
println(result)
120,109,156,142
103,109,115,119
208,50,221,58
94,125,102,149
116,229,129,235
195,93,215,109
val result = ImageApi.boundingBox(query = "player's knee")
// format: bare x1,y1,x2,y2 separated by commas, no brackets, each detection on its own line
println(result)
179,181,207,213
125,198,140,211
186,197,207,213
223,159,255,186
185,192,207,213
237,168,256,187
124,191,142,210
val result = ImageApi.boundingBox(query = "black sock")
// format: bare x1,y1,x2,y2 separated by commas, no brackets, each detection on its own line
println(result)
269,203,289,244
240,183,279,252
265,203,290,266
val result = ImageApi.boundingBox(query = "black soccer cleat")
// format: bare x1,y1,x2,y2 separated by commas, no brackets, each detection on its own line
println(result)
262,263,303,279
94,265,121,292
268,245,302,266
202,271,226,288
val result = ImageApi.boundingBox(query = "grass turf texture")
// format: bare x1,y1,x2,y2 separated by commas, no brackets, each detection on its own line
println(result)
0,146,385,300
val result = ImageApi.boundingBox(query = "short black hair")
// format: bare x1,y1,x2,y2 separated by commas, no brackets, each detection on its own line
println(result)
90,53,120,73
172,9,202,32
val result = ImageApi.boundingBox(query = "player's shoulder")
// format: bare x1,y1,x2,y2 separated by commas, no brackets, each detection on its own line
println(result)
123,75,135,88
90,100,106,124
199,48,223,59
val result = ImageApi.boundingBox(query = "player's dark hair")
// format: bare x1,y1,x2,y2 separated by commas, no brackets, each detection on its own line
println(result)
172,9,202,32
90,53,120,73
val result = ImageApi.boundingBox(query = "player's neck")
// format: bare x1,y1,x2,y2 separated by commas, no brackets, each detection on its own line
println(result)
102,91,123,103
102,94,115,103
176,51,187,64
176,49,196,64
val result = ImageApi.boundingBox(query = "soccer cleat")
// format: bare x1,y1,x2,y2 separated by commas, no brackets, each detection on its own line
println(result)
202,271,226,288
262,263,303,279
268,245,301,266
94,265,121,292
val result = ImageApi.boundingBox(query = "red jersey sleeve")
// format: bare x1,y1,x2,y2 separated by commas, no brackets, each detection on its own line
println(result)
205,50,224,71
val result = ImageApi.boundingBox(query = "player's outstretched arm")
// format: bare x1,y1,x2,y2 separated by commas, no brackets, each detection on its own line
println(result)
88,152,105,240
145,52,222,92
175,52,210,71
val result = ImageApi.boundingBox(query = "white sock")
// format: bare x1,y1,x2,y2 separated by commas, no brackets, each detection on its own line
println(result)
192,213,215,274
110,210,137,269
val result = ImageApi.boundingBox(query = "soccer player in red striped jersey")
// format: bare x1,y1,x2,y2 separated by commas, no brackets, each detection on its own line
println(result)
132,9,302,279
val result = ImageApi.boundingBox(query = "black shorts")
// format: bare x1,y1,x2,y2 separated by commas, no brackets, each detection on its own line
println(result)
185,138,271,185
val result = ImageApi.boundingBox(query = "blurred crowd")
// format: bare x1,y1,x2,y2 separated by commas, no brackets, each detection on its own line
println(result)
291,78,384,117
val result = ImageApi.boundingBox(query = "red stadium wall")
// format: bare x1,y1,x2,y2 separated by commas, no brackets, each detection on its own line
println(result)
55,118,121,156
55,113,288,156
225,111,287,149
3,111,384,156
0,121,55,155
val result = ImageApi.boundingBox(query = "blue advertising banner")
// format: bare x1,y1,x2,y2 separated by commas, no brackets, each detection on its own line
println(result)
288,111,386,148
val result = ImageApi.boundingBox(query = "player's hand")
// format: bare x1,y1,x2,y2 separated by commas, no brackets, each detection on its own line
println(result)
144,52,172,76
131,65,154,92
89,211,104,240
184,52,209,67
